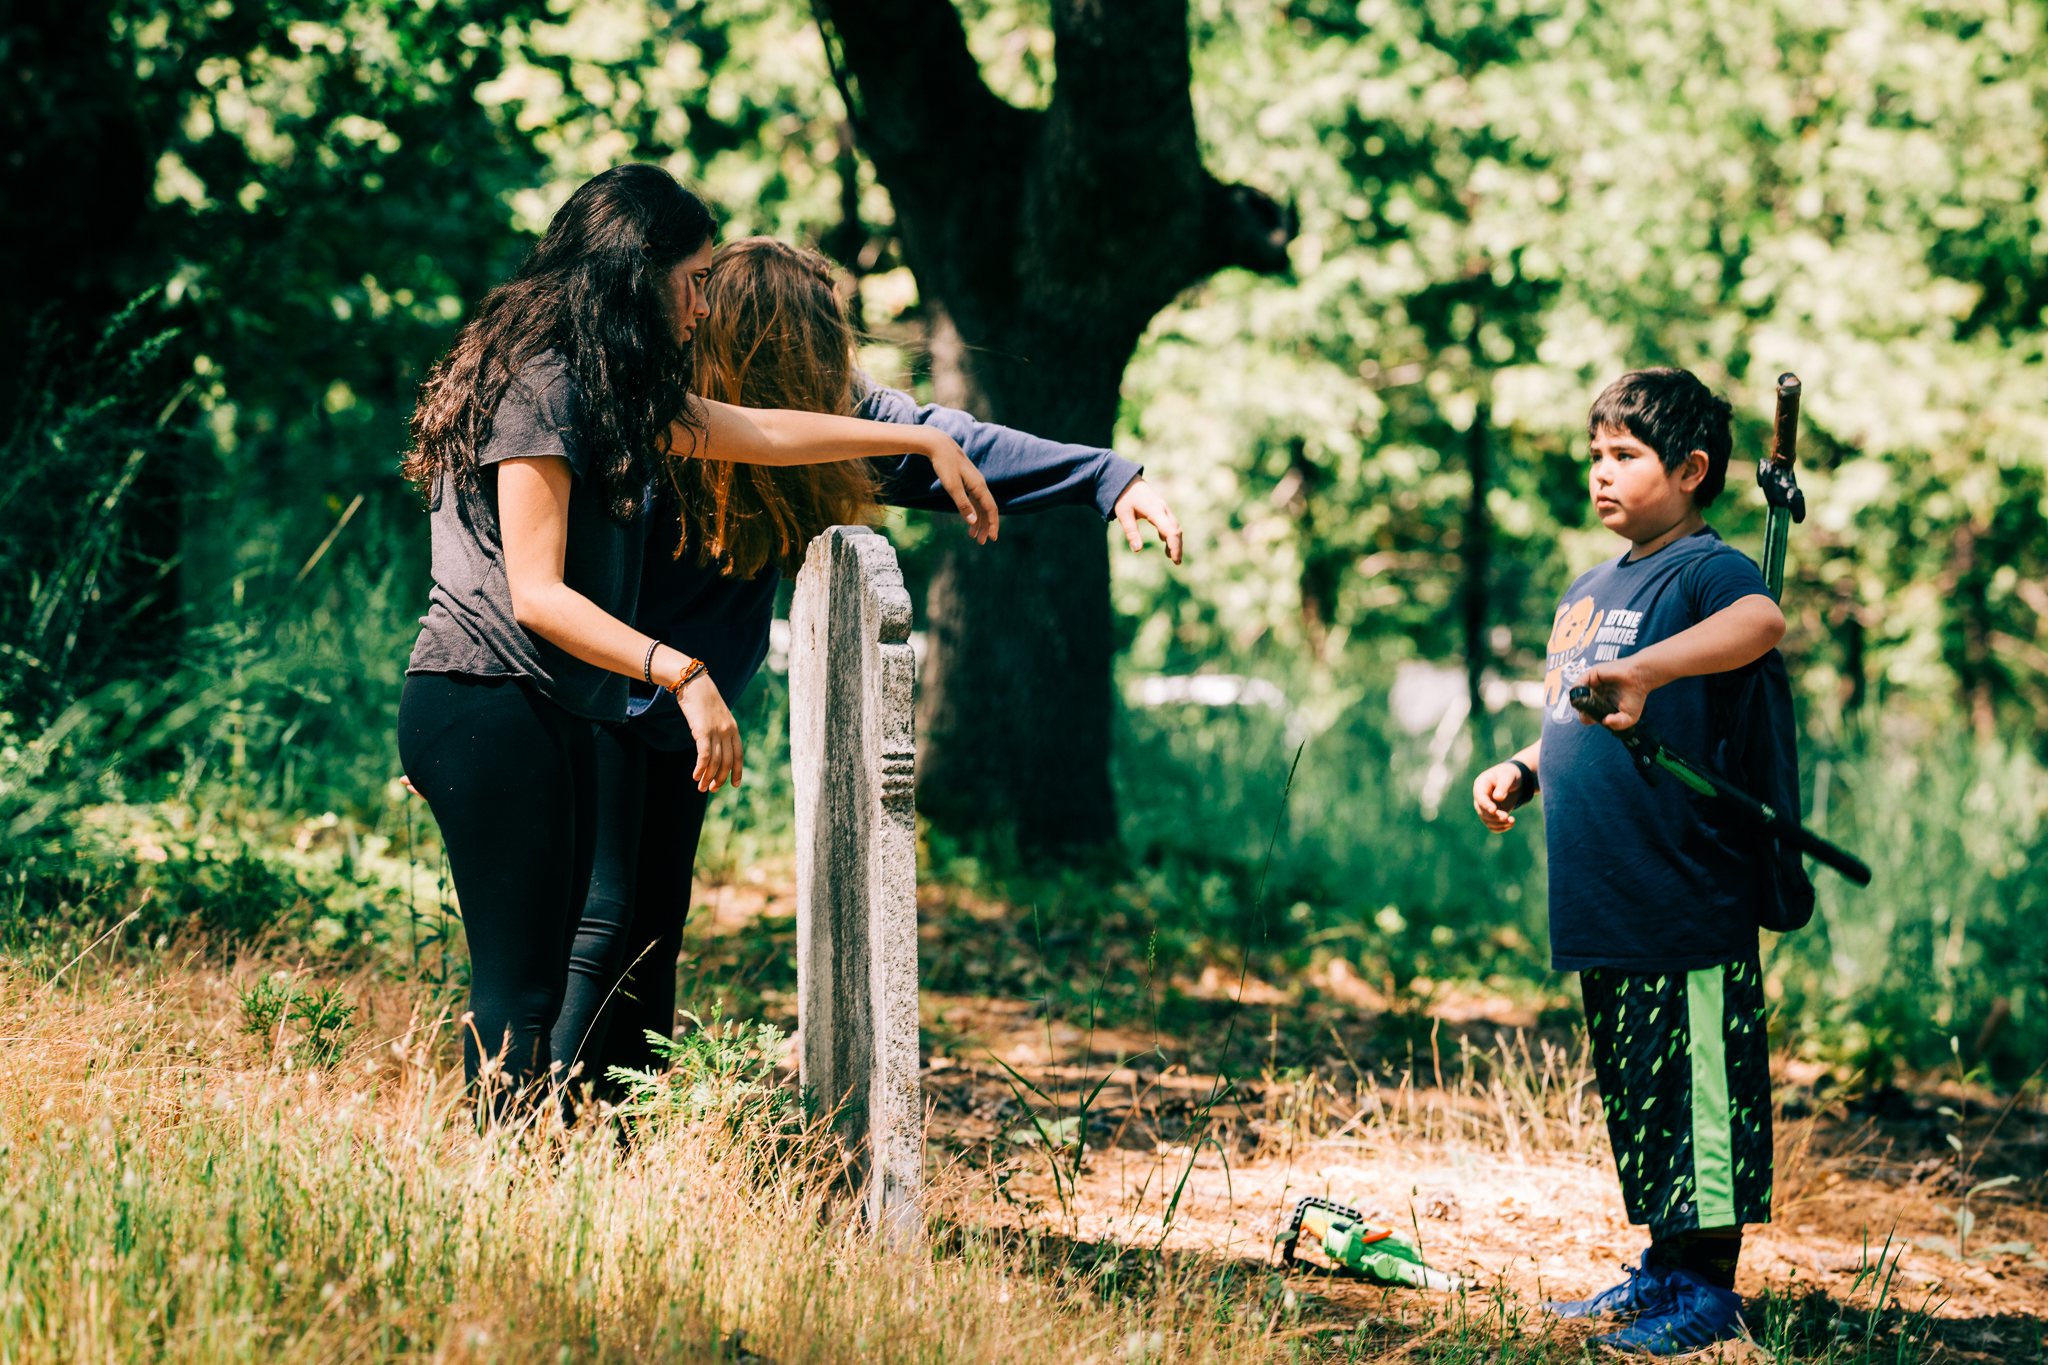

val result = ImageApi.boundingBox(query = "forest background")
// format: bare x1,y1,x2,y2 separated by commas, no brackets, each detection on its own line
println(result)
4,0,2048,1088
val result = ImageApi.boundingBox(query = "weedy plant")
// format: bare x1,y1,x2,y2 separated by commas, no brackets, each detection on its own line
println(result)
1919,1174,2029,1265
607,1004,800,1133
1745,1230,1952,1365
236,969,357,1068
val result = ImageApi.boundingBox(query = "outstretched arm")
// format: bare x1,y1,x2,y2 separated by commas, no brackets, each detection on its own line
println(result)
1576,594,1786,730
859,381,1182,562
676,397,999,544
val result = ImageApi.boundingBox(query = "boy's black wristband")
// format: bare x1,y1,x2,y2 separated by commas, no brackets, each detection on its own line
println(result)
1510,759,1539,806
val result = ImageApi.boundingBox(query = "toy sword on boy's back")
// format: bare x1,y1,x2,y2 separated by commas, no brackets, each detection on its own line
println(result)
1758,373,1806,600
1568,373,1870,888
1567,684,1870,885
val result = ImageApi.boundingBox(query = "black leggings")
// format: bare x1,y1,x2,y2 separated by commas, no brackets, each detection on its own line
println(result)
397,673,597,1101
550,724,709,1099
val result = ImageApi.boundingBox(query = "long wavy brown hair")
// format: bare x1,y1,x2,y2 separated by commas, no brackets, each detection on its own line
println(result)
403,165,715,523
669,237,879,577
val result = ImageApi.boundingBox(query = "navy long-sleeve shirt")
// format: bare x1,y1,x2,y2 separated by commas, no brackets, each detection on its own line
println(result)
624,379,1142,750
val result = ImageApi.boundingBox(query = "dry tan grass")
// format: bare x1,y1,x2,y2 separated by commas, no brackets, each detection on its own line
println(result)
6,924,2044,1365
916,994,2048,1349
0,950,1303,1365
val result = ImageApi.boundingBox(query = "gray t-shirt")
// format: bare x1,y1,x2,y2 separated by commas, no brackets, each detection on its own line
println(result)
406,352,646,722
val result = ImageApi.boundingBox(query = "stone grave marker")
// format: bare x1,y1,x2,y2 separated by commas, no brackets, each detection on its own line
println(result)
790,525,921,1237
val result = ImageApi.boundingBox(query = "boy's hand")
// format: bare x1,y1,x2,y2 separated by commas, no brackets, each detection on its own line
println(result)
1574,661,1652,731
1473,762,1530,832
1575,594,1785,731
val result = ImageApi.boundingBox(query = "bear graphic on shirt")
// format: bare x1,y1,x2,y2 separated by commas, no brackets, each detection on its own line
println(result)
1543,595,1648,724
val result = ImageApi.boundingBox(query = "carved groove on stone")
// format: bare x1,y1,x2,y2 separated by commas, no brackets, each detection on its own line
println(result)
877,750,917,801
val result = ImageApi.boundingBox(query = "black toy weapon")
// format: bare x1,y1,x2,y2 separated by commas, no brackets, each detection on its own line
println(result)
1568,685,1870,885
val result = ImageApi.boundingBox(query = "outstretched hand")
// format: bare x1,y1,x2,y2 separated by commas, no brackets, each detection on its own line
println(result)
1113,477,1184,565
926,434,1000,544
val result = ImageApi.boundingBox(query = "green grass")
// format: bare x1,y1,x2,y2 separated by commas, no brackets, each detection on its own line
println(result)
1107,677,2048,1085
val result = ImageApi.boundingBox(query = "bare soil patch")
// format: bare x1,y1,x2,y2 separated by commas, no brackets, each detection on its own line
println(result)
907,989,2048,1359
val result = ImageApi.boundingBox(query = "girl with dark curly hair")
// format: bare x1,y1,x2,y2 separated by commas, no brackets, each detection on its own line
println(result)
398,168,997,1112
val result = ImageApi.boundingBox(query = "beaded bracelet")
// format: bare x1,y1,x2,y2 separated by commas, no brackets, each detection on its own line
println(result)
642,640,660,686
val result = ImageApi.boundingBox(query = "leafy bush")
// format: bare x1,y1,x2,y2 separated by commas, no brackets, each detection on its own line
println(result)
0,295,190,723
0,307,433,953
146,846,311,944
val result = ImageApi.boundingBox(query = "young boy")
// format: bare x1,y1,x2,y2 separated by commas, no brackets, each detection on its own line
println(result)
1472,368,1785,1354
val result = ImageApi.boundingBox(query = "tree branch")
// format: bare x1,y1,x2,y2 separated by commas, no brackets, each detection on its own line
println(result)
809,0,1034,317
808,0,1029,170
1197,175,1296,278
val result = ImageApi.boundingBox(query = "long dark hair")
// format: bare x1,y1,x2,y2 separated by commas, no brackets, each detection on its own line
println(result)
674,238,879,578
404,165,716,522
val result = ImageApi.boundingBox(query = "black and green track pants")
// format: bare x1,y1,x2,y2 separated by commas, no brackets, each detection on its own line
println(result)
1581,957,1773,1239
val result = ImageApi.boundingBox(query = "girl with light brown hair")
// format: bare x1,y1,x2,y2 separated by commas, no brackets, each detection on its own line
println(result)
550,237,1183,1094
397,170,998,1114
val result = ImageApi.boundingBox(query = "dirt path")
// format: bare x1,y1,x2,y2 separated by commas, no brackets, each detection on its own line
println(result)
912,990,2048,1359
679,868,2048,1358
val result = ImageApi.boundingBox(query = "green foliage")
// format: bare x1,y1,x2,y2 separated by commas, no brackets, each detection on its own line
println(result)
1124,0,2048,734
607,1006,801,1133
0,297,190,722
1770,730,2048,1081
237,970,358,1067
146,844,310,943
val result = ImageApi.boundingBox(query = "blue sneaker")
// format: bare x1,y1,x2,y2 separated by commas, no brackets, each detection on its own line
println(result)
1543,1251,1675,1318
1595,1269,1746,1354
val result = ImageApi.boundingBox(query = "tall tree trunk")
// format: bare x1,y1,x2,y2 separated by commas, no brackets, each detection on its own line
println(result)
1284,438,1339,660
814,0,1293,854
917,513,1116,846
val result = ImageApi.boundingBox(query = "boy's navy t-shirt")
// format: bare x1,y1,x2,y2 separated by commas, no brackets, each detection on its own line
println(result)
1540,528,1773,973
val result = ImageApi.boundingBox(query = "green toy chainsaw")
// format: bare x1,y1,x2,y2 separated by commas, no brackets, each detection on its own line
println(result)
1275,1196,1465,1291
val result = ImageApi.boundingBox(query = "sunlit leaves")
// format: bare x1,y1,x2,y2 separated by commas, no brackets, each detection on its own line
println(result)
1124,0,2048,730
